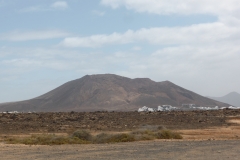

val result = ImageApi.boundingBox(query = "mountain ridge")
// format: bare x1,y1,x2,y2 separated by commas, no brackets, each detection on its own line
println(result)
209,92,240,107
0,74,229,112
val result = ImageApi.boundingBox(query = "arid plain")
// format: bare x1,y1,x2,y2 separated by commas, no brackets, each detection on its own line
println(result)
1,109,240,159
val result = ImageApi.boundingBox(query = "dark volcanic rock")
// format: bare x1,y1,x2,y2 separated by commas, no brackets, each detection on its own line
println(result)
0,74,229,112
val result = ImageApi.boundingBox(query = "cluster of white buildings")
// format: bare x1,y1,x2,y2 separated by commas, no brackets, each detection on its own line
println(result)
138,104,240,112
138,105,176,112
0,111,35,114
1,111,19,114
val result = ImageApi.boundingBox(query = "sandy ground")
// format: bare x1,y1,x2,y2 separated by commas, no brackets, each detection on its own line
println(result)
1,123,240,160
1,140,240,160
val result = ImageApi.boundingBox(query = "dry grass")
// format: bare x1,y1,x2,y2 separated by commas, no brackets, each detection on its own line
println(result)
156,130,183,139
71,130,93,141
131,127,182,140
131,129,156,140
5,134,89,145
4,127,182,145
94,133,135,143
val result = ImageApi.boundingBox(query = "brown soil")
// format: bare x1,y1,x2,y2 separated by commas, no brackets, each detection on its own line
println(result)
1,140,240,160
1,109,240,159
0,109,240,140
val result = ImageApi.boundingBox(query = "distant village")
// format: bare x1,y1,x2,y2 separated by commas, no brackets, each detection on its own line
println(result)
138,104,240,112
1,104,240,114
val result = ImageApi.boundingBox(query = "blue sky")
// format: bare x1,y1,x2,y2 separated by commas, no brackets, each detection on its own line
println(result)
1,0,240,103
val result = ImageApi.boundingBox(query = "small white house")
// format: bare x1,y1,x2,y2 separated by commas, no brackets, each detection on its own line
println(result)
157,106,164,111
138,106,155,112
157,105,176,111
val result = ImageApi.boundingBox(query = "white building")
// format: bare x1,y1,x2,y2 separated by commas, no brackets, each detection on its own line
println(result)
138,106,155,112
157,105,176,111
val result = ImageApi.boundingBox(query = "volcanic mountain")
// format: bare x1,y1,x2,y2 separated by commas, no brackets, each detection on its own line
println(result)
0,74,228,112
209,92,240,107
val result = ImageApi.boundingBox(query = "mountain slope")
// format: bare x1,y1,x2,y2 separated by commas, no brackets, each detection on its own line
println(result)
0,74,229,112
209,92,240,107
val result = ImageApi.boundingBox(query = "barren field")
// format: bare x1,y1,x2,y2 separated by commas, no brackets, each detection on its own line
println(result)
1,109,240,159
1,140,240,160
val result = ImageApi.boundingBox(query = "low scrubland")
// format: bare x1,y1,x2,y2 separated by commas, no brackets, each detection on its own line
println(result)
3,126,182,145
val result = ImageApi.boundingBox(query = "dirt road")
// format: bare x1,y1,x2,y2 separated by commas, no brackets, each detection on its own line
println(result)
1,140,240,160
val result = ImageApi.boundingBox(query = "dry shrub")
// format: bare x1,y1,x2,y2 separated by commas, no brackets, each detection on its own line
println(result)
131,128,182,140
94,133,110,143
157,125,167,130
94,133,135,143
156,130,183,139
5,134,89,145
136,134,155,141
131,129,155,140
71,130,92,141
108,133,135,143
4,128,182,145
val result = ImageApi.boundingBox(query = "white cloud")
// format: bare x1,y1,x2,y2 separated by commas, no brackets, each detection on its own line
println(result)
2,58,41,69
60,20,240,47
19,1,68,12
2,0,240,101
60,30,135,47
0,49,76,81
51,1,68,10
92,10,105,16
19,6,46,12
101,0,240,17
5,58,70,70
1,30,69,41
58,16,240,96
132,46,141,51
1,40,240,98
110,45,240,96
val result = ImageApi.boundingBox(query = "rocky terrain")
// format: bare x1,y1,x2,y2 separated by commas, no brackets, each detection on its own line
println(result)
0,74,228,112
1,109,240,160
0,109,239,135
